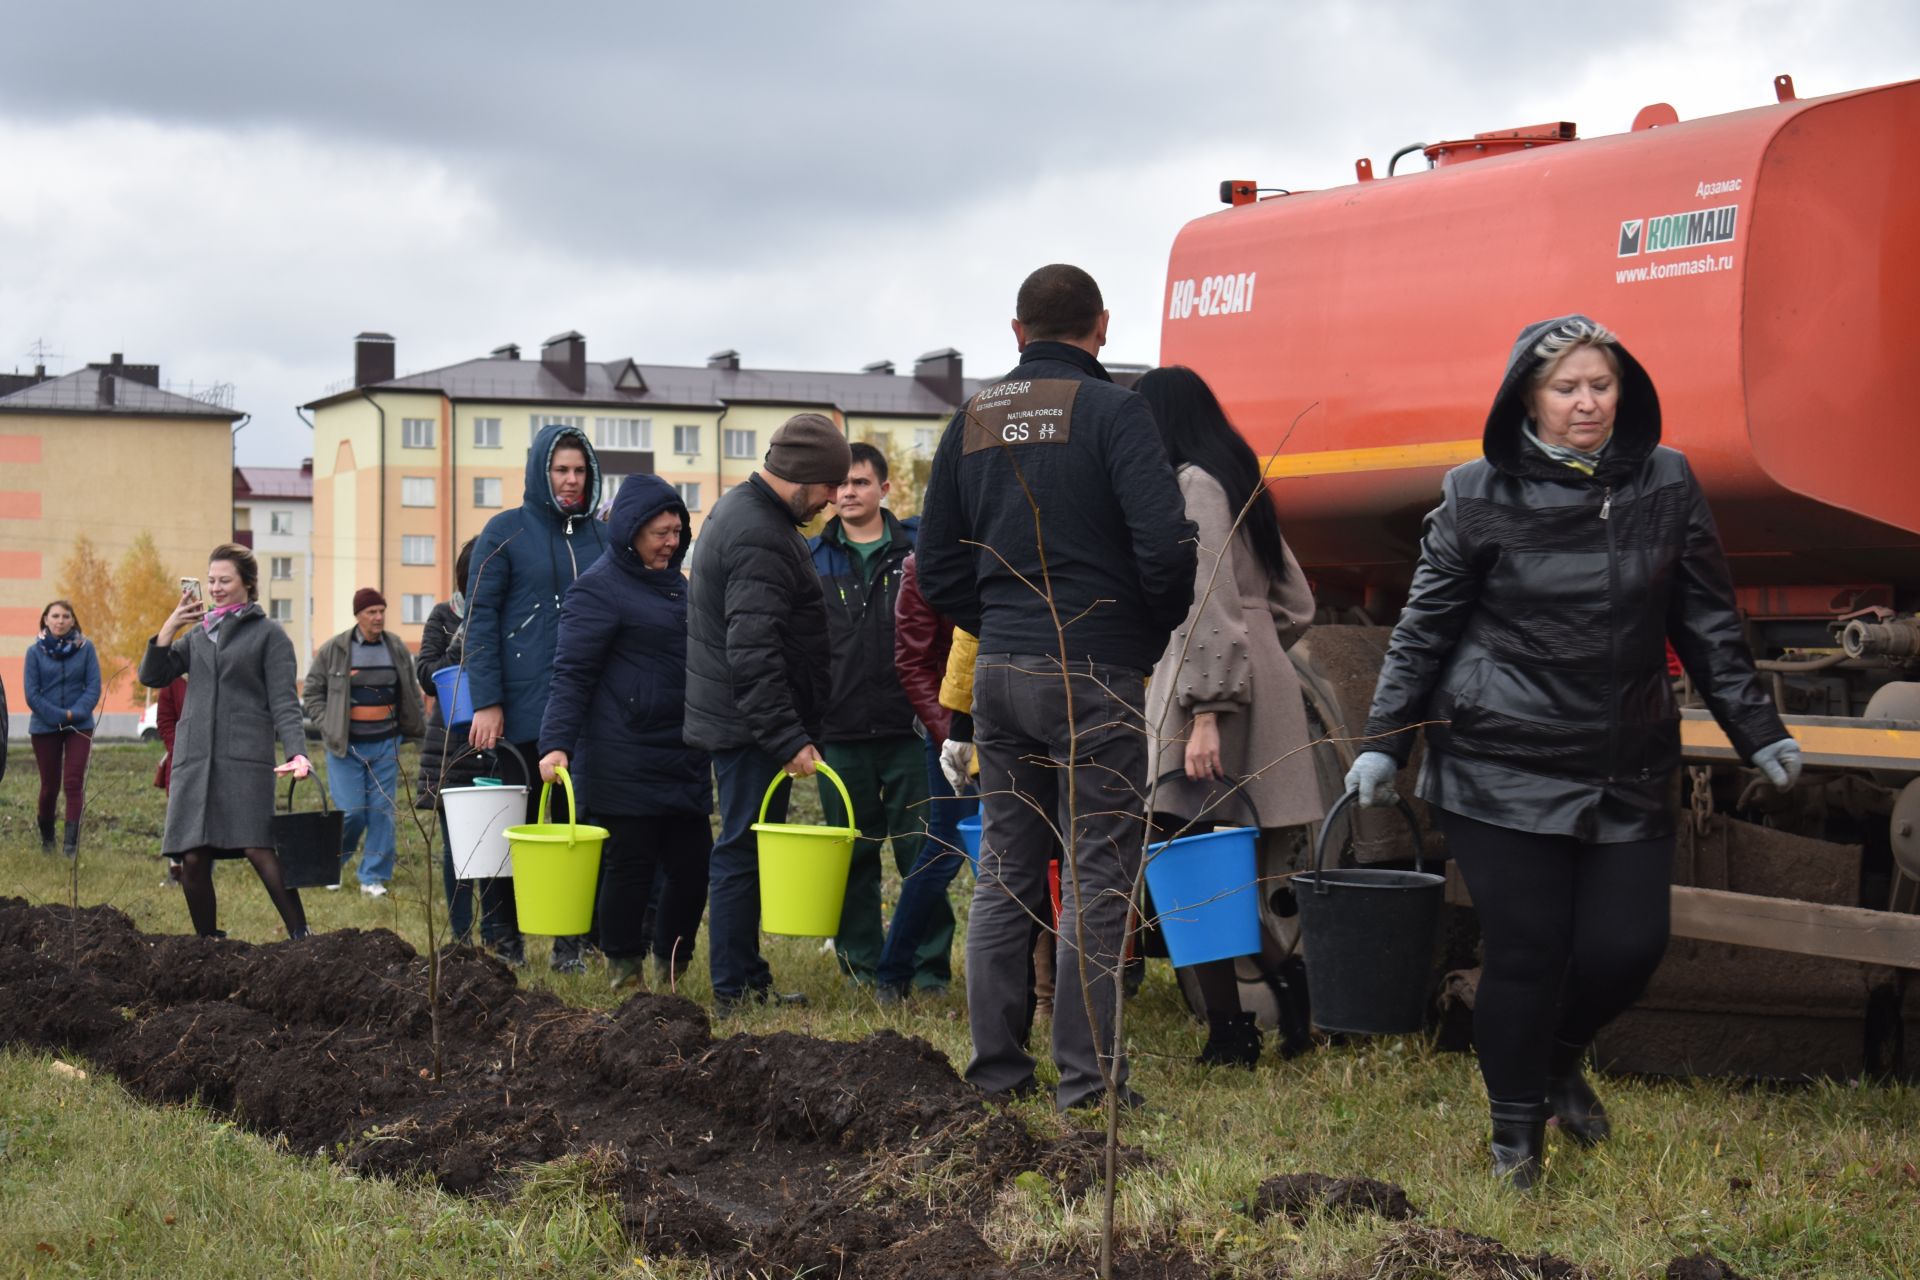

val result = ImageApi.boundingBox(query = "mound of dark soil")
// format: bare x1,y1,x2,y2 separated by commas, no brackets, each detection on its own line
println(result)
1339,1225,1592,1280
1665,1253,1752,1280
0,900,1181,1277
1249,1172,1419,1225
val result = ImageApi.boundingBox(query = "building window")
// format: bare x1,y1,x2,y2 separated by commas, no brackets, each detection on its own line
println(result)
270,510,293,536
270,556,293,581
473,417,502,449
402,417,435,449
723,428,757,459
401,476,435,507
269,598,294,623
473,476,503,508
914,426,938,454
401,535,435,566
595,416,651,450
402,593,434,625
674,482,701,511
670,425,698,455
532,414,586,432
233,507,251,532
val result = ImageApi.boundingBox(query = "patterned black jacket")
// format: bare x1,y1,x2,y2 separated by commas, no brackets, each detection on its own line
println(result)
1363,315,1788,841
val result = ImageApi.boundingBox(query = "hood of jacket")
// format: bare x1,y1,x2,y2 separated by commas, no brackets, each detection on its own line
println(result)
524,420,604,522
607,473,692,578
1483,314,1661,485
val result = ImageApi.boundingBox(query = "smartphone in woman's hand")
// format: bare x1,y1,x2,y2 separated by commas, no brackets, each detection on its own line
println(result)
179,577,205,607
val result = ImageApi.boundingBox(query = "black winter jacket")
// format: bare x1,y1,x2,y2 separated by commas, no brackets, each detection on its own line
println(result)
917,342,1197,672
413,600,488,809
683,473,832,761
808,510,918,742
540,475,709,816
1363,314,1789,841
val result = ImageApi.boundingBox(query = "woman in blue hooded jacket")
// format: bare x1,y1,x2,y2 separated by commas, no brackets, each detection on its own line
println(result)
538,474,712,990
24,599,101,856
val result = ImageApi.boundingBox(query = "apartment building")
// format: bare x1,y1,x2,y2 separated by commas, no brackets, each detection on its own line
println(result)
303,330,981,646
233,461,315,674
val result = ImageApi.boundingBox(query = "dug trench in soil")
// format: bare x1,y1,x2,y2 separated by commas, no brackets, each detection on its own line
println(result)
0,900,1202,1277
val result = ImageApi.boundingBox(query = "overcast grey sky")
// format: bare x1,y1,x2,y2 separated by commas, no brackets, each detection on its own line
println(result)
1,0,1914,464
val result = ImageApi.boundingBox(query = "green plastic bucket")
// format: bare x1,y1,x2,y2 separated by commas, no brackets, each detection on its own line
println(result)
753,761,858,937
502,766,609,936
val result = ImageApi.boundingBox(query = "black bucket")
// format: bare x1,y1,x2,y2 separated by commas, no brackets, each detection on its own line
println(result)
1293,790,1445,1035
273,774,344,890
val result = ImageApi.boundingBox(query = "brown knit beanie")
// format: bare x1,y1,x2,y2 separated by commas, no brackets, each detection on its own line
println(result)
352,587,387,615
764,412,852,485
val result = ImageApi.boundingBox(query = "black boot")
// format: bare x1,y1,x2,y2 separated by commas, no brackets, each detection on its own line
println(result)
1489,1099,1550,1190
62,821,79,859
1547,1069,1612,1145
39,819,56,854
1197,1011,1262,1068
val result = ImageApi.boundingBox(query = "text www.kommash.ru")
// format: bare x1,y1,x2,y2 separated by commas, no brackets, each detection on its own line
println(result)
1615,253,1735,284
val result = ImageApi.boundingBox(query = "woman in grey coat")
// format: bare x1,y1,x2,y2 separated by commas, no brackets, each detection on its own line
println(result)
1140,366,1321,1069
139,542,314,939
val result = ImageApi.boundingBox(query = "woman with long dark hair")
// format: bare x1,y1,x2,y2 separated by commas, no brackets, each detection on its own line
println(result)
140,543,314,939
24,599,101,857
1138,366,1321,1066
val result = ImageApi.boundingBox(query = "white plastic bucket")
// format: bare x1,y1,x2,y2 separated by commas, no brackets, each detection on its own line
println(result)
442,782,523,879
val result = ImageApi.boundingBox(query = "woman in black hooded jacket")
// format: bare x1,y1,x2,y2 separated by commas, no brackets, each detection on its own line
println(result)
1347,315,1798,1188
538,474,712,991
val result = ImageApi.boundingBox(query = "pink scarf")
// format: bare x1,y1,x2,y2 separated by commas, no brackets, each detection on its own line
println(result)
201,602,248,633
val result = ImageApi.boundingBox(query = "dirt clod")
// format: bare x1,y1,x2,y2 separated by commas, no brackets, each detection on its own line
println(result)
1339,1225,1593,1280
1249,1171,1419,1224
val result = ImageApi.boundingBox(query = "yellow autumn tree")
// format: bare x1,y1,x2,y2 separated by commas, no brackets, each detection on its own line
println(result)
55,534,119,703
108,533,178,690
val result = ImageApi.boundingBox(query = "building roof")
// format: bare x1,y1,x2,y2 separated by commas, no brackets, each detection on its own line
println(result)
306,353,986,416
234,466,313,501
0,365,243,421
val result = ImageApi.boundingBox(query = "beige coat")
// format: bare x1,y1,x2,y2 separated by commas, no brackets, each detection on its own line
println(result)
1146,465,1320,830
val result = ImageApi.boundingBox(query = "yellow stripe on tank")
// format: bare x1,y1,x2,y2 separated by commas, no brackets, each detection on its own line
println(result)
1262,438,1484,478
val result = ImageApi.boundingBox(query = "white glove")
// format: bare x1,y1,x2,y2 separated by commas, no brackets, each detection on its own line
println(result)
1343,751,1400,808
1753,738,1803,791
940,738,974,794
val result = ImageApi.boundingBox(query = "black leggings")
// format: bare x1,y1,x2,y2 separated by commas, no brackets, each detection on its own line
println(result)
593,812,711,969
1438,809,1673,1105
179,847,308,940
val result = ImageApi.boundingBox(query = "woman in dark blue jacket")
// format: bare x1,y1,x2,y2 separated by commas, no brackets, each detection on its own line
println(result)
24,599,101,856
538,475,711,990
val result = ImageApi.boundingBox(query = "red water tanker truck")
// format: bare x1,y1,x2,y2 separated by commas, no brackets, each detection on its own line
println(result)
1160,73,1920,1077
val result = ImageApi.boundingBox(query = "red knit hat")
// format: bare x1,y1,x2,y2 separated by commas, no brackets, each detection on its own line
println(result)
352,587,387,615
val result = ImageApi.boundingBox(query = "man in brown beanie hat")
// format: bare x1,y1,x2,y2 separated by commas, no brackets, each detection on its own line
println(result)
685,411,850,1011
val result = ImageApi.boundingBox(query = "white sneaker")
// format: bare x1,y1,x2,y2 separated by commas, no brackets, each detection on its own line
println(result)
359,883,388,898
325,883,342,892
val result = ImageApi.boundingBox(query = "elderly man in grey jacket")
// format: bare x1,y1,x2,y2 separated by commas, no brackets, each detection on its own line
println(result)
684,412,849,1011
302,588,425,895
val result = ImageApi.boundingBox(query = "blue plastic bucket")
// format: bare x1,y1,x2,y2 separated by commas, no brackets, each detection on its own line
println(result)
1143,826,1261,967
431,665,475,727
956,814,983,874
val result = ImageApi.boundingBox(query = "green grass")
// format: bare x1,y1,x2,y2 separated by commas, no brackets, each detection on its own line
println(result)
4,743,1919,1278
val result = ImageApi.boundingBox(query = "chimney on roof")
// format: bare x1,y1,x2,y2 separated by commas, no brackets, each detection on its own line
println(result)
542,331,587,393
355,332,396,387
707,349,740,372
99,371,115,407
490,343,521,360
301,457,313,476
861,360,895,376
914,348,964,404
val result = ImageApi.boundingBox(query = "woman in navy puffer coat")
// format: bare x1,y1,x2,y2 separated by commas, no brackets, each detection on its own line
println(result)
539,474,712,989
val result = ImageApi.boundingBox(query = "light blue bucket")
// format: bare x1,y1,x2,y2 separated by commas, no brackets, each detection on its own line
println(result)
956,814,983,873
431,665,476,727
1143,826,1261,967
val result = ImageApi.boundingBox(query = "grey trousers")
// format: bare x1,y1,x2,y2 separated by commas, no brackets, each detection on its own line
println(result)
965,653,1147,1109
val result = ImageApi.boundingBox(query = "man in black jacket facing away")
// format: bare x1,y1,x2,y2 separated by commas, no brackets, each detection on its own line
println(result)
918,264,1197,1110
685,412,851,1010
